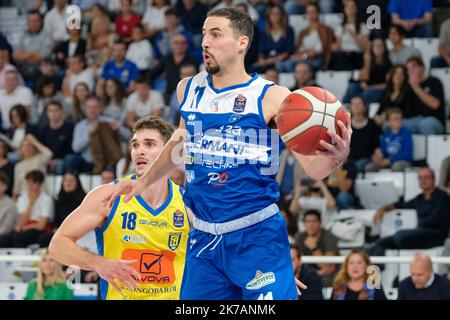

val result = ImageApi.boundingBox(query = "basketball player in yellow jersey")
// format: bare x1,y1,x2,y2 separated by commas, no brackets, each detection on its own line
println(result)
49,116,190,300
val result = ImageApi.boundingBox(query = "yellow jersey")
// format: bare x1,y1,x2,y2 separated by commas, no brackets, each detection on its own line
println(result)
95,175,189,300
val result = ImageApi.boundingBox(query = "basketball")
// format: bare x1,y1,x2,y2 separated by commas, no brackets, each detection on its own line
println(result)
277,86,348,155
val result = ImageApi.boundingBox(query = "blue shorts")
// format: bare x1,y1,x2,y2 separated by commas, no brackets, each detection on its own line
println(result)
180,213,298,300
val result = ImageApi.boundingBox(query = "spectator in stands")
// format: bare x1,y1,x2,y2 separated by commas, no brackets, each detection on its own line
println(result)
168,63,198,125
277,149,301,208
294,209,339,287
349,96,381,173
99,40,139,92
13,134,53,198
331,249,387,300
68,96,130,174
256,4,295,73
279,2,334,72
150,33,199,102
126,24,155,75
0,137,14,196
142,0,170,39
101,165,117,184
213,0,259,23
330,0,369,71
290,62,317,91
403,57,446,134
388,0,433,38
431,17,450,68
365,108,413,172
234,1,260,72
38,172,86,247
343,37,392,104
33,76,65,127
13,9,53,82
175,0,209,45
24,249,73,300
388,24,422,65
263,67,279,84
398,253,450,300
98,78,128,125
325,158,357,209
38,101,74,175
35,58,61,93
72,0,108,12
0,46,23,91
86,14,116,71
291,243,323,300
0,170,53,248
62,55,95,99
70,82,90,123
126,76,164,128
377,65,411,127
0,172,17,237
0,70,34,131
43,0,69,45
54,28,87,71
372,167,450,252
115,0,141,43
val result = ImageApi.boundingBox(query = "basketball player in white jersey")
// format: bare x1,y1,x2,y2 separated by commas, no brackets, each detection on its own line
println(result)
103,8,352,300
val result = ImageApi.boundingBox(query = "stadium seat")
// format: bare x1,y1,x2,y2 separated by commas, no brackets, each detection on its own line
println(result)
322,287,333,300
364,171,405,196
79,174,91,193
279,72,296,89
74,284,98,300
369,103,380,119
91,175,102,189
0,283,28,300
385,288,398,300
398,247,444,282
316,71,352,101
322,13,343,31
412,134,427,162
382,249,400,289
0,248,33,283
355,179,400,209
380,209,418,238
426,134,450,183
430,68,450,105
404,169,422,201
412,38,439,71
288,15,308,41
44,175,55,199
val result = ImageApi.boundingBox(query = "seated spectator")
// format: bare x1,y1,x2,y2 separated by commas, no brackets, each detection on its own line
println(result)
403,57,446,134
24,249,73,300
101,165,117,184
278,2,334,72
234,1,260,72
431,17,450,68
0,46,23,91
284,0,335,15
175,0,209,45
0,170,53,248
255,4,295,73
86,15,116,71
35,58,62,93
126,76,164,128
168,63,197,125
38,172,86,247
289,62,317,91
6,104,39,152
388,0,433,38
0,137,14,196
150,33,199,102
291,243,323,300
330,0,369,71
13,9,53,82
13,134,53,198
142,0,170,39
98,78,128,125
0,172,17,237
213,0,259,23
262,67,279,84
71,0,109,12
365,108,413,172
33,76,65,127
115,0,141,43
38,101,74,175
294,209,339,287
331,249,387,300
126,24,155,75
325,158,357,209
43,0,70,45
388,24,422,65
70,82,91,123
349,96,381,173
371,167,450,254
98,40,139,92
343,38,392,104
398,253,450,300
67,96,130,174
62,55,95,99
376,65,411,126
54,28,87,71
0,70,34,131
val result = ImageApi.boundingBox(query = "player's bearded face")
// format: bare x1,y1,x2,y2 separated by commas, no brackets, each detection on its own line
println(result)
203,50,220,75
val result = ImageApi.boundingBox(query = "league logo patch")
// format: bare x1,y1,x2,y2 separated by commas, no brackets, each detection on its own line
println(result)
173,210,184,228
168,232,182,250
245,270,276,290
233,94,246,113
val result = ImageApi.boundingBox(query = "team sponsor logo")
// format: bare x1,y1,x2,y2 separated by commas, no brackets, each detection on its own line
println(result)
207,172,229,186
209,101,219,112
233,94,246,113
186,170,195,183
139,219,168,228
122,234,147,243
173,210,184,228
187,113,196,126
245,271,276,290
229,113,242,124
168,232,182,250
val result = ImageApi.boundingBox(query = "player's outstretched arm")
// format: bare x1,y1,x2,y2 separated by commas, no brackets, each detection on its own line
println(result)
49,184,141,292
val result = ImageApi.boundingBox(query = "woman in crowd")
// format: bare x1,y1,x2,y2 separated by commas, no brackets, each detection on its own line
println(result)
98,78,128,125
70,82,90,123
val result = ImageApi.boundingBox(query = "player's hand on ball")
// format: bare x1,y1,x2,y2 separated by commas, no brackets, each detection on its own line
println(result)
317,113,352,163
94,258,141,292
295,277,307,296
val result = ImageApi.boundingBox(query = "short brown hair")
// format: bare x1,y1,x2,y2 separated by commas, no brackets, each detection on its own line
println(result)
385,107,403,120
207,8,254,52
132,116,174,143
406,56,424,68
25,170,45,184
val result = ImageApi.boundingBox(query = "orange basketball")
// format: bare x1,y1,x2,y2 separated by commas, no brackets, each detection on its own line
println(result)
277,86,348,155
